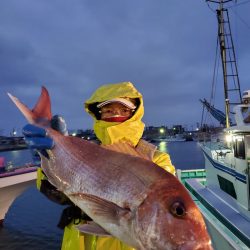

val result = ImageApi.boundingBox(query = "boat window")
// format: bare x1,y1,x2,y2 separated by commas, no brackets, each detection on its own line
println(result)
233,136,245,159
218,175,237,199
245,136,250,159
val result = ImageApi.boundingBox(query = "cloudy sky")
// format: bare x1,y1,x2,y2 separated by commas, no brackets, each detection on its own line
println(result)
1,0,250,135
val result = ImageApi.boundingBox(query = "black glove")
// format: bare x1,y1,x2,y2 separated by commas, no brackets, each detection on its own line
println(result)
57,205,92,229
40,179,71,205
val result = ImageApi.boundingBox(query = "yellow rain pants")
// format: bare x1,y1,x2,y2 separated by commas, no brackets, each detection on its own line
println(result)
61,220,135,250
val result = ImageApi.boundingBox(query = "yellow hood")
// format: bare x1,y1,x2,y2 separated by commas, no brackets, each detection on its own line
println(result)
85,82,145,146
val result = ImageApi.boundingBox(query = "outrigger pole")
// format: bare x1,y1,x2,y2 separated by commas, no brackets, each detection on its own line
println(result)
206,0,242,128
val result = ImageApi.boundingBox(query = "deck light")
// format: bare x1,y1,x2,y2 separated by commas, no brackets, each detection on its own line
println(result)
225,134,233,143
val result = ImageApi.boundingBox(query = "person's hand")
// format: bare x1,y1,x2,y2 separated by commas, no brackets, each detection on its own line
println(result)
23,124,54,150
22,115,68,150
50,115,68,136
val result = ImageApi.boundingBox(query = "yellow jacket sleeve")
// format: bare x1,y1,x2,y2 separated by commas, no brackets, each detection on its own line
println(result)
36,167,47,190
153,150,175,175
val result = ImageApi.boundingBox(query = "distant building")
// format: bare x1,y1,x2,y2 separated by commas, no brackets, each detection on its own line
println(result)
69,129,97,141
172,125,184,135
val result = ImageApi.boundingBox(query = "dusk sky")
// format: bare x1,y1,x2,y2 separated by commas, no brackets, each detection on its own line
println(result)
1,0,250,135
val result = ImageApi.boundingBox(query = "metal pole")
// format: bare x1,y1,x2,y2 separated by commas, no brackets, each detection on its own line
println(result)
217,3,230,128
207,0,232,128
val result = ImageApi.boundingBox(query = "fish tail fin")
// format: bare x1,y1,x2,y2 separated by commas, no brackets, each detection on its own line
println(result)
8,86,52,125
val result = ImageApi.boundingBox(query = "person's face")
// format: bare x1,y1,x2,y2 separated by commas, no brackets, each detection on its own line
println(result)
100,102,134,122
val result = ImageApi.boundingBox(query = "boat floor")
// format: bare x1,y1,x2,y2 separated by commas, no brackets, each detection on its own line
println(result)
185,179,250,247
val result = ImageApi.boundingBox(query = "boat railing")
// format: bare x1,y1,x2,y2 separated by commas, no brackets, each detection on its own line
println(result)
177,169,206,186
214,148,232,161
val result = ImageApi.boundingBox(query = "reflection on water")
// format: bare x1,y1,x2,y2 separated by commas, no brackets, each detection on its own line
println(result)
0,149,34,166
0,187,64,250
153,140,204,170
158,141,168,153
167,141,204,170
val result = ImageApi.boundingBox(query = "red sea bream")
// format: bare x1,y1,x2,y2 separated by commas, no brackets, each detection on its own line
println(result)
8,87,213,250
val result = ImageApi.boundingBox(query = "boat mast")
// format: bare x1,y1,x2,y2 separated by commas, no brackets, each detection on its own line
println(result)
207,0,242,128
219,0,230,128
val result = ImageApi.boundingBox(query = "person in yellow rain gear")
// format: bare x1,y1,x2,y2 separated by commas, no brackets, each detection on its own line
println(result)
23,81,175,250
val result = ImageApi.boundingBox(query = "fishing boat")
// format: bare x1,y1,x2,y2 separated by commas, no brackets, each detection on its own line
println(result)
149,135,186,142
165,134,186,142
177,1,250,249
0,155,39,226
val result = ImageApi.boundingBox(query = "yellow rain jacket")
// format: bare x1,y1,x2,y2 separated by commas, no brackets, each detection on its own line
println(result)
60,81,175,250
85,81,175,173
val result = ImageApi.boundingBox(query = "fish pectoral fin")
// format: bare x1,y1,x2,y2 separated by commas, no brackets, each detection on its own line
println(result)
76,221,112,237
70,193,132,224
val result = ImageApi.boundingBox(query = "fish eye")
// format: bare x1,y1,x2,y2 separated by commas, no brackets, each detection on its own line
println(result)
170,201,186,217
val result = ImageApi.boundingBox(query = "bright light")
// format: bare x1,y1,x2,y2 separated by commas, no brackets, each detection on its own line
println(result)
225,134,233,143
159,128,165,134
72,132,77,136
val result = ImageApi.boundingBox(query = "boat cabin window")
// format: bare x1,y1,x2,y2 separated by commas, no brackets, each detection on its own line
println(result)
245,136,250,159
242,107,250,123
233,136,245,159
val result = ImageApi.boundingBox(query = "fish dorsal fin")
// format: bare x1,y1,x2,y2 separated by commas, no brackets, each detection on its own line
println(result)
102,141,156,161
76,221,111,237
102,142,140,157
32,86,52,121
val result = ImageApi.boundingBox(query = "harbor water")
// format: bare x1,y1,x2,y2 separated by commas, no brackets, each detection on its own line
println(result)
0,141,204,250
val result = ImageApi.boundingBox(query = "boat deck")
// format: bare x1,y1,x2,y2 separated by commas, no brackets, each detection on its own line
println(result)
185,178,250,248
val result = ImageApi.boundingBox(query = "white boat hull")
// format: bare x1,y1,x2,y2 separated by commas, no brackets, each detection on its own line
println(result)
0,171,37,224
